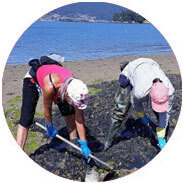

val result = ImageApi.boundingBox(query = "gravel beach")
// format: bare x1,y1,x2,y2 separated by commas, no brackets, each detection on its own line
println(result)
2,54,182,181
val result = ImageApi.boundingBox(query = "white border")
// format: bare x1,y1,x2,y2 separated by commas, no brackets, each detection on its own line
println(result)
0,1,183,183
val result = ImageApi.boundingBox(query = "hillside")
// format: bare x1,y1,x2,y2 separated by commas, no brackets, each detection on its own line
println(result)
40,2,125,22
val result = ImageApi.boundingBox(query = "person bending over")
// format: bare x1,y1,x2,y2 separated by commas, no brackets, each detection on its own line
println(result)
104,58,174,151
16,54,91,162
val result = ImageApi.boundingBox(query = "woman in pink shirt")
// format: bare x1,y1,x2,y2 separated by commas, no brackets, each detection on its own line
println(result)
16,54,91,162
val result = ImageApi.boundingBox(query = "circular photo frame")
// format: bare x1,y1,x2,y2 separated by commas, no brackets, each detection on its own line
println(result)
1,1,183,183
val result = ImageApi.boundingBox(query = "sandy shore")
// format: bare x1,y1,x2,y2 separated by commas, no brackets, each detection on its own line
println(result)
2,54,180,112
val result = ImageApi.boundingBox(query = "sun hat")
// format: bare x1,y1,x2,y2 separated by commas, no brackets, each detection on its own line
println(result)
67,79,89,109
150,81,169,112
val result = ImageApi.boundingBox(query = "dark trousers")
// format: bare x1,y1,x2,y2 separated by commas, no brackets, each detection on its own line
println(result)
19,78,39,128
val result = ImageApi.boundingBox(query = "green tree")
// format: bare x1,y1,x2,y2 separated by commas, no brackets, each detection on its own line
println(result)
113,9,146,23
113,13,121,21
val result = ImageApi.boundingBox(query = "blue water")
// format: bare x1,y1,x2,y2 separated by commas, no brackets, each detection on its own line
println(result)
7,21,173,65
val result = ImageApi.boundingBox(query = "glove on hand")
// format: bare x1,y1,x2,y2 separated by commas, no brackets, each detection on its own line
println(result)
157,137,166,149
141,114,151,125
78,139,91,163
45,122,58,137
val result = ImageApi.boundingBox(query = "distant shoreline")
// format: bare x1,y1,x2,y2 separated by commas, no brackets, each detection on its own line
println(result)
6,52,173,66
38,19,150,24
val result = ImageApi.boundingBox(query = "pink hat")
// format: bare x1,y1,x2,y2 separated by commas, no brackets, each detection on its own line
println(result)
150,82,169,112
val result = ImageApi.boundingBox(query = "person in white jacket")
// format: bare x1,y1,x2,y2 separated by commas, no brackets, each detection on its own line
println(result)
103,58,174,150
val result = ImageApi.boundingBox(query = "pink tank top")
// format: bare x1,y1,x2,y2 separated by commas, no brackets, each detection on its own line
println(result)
36,65,73,89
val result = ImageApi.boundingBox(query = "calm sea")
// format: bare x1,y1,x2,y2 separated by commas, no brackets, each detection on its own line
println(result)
7,21,173,65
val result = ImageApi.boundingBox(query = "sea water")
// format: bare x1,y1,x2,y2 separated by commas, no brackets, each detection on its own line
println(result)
7,21,172,65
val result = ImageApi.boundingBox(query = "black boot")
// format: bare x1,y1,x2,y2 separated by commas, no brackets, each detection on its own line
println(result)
103,118,122,151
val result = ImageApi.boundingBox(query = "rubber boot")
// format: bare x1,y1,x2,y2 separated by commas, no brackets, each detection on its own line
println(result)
103,118,122,151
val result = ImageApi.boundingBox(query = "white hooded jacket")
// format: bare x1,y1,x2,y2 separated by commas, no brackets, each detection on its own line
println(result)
121,58,175,127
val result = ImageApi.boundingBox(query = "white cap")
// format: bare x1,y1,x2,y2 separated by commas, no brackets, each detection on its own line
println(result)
67,79,89,109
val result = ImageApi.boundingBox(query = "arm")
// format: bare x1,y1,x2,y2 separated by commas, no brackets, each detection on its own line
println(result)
43,75,56,125
43,76,58,137
156,112,167,149
75,108,91,161
75,108,86,141
131,92,144,113
132,94,152,125
43,87,54,125
154,94,174,135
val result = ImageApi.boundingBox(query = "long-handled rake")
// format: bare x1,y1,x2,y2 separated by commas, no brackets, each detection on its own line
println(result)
35,122,114,170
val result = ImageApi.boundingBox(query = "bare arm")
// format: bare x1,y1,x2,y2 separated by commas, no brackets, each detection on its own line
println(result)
43,76,55,125
75,108,86,141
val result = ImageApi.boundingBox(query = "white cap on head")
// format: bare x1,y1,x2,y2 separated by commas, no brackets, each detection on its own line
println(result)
67,79,89,109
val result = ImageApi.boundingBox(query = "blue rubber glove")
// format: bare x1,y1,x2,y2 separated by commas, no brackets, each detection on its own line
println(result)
157,137,166,149
45,122,58,137
141,114,151,125
78,139,91,163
